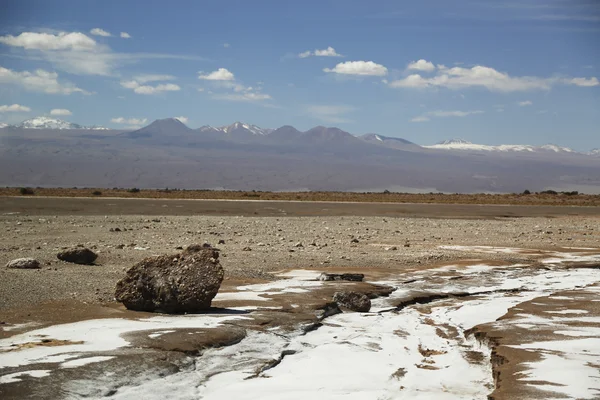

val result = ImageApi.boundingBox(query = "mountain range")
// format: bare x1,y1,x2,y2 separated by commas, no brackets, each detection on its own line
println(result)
1,117,599,193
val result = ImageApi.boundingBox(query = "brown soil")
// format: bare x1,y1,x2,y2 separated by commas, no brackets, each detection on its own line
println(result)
3,188,599,206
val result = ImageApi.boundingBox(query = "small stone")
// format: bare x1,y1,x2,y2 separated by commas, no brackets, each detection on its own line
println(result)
6,257,40,269
57,248,98,265
242,246,252,251
350,238,359,243
294,242,303,248
218,239,225,245
333,291,371,312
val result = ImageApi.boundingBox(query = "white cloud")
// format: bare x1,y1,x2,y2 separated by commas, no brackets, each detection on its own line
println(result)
133,74,176,83
0,104,31,112
120,32,131,39
306,105,355,123
223,43,230,48
120,80,180,95
389,63,600,92
407,59,435,72
518,100,533,106
213,92,272,102
90,28,111,37
199,68,235,81
299,46,343,58
174,116,188,124
324,61,388,76
0,30,206,76
200,68,272,102
111,117,148,125
50,108,72,116
0,31,97,51
0,66,89,95
411,110,484,122
565,77,599,87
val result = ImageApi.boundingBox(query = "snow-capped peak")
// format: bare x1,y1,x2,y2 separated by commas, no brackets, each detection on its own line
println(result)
540,144,574,153
426,139,580,154
199,122,272,136
590,149,600,156
436,138,473,145
223,121,271,135
13,116,109,130
0,123,8,129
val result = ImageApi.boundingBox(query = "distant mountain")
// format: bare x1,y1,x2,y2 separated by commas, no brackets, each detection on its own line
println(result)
360,134,421,150
426,139,576,154
12,117,109,130
121,118,193,139
198,122,273,141
2,121,600,194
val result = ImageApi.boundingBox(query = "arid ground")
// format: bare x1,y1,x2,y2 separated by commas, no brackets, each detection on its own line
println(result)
1,196,599,399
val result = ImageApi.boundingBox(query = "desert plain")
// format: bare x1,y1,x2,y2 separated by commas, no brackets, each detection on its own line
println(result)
1,195,599,399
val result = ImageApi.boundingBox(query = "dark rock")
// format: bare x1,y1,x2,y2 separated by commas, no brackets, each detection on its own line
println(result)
57,248,97,265
218,239,225,245
333,291,371,312
6,257,40,269
350,238,359,243
242,246,252,251
318,273,364,282
114,247,224,313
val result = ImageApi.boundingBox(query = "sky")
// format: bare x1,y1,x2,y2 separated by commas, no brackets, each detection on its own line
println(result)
0,0,599,150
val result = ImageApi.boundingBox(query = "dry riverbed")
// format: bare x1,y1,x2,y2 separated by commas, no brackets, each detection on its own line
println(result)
1,201,599,399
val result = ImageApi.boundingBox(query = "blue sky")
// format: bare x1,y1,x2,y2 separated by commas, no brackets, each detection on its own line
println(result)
0,0,598,150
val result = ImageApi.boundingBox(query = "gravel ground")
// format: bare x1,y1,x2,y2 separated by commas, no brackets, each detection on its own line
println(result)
1,214,599,311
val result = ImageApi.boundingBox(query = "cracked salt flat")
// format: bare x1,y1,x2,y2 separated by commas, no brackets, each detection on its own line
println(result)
0,314,247,369
2,247,599,400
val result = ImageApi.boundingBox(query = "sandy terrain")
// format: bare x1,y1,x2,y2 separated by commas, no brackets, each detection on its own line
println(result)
0,197,599,399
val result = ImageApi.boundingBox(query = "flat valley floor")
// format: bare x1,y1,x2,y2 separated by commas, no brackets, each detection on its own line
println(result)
1,197,599,399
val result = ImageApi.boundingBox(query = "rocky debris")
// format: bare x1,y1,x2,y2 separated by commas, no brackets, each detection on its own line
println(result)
242,246,252,251
318,273,364,282
350,238,359,243
385,246,398,251
183,243,212,255
114,246,224,313
333,291,371,312
6,257,40,269
218,239,225,245
294,242,303,248
57,247,97,265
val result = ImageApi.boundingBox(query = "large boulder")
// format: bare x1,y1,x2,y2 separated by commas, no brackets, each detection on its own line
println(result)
57,247,97,265
6,257,40,269
333,291,371,312
115,246,224,313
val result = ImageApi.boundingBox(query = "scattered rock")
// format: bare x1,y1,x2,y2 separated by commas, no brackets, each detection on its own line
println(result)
294,242,303,248
350,238,359,243
115,247,224,313
318,273,364,282
218,239,225,245
333,291,371,312
385,246,398,251
116,244,125,249
242,247,252,251
57,248,97,265
6,257,40,269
